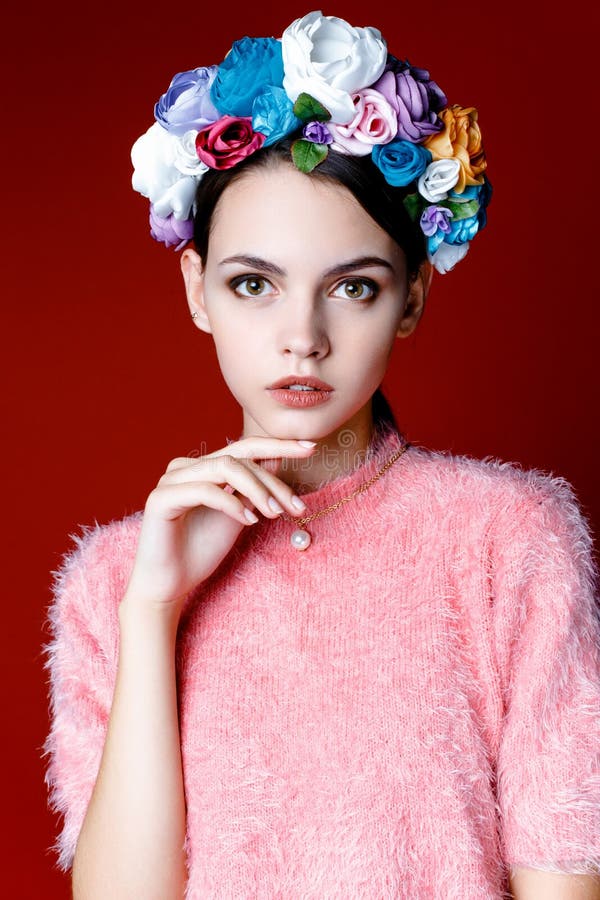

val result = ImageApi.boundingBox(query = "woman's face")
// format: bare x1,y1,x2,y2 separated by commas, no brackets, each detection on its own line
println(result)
182,162,427,443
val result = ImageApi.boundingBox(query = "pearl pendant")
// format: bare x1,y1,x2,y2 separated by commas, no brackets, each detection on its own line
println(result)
291,528,312,551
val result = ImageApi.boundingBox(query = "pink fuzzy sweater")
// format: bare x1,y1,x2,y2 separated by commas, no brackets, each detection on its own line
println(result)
43,423,600,898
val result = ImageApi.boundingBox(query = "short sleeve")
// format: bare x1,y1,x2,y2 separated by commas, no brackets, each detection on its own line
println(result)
41,517,137,872
491,474,600,875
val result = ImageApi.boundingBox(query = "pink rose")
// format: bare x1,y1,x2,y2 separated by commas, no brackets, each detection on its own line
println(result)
195,116,265,170
328,88,398,156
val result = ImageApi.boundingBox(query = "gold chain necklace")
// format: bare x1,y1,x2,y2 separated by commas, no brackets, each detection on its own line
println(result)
285,439,411,550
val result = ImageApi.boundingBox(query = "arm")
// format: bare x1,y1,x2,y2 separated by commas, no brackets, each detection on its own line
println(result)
46,439,315,895
72,598,188,899
491,477,600,875
509,867,600,899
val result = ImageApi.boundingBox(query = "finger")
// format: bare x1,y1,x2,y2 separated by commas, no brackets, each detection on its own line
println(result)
161,455,299,519
204,437,317,461
229,457,308,516
148,481,260,527
162,439,315,476
164,456,206,474
258,457,282,476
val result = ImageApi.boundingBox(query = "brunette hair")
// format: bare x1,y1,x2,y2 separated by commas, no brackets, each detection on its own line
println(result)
191,137,428,431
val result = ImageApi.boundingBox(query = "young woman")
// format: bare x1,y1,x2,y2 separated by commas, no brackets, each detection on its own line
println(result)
43,11,600,899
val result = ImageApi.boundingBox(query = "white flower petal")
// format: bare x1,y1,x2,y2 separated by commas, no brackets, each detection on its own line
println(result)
418,158,461,203
173,130,209,177
428,240,470,274
152,176,198,221
281,11,387,126
131,123,177,199
132,122,199,219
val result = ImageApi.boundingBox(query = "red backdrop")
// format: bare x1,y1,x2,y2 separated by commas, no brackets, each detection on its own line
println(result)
3,1,598,895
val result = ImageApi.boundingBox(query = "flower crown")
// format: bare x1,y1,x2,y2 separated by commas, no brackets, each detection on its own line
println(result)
131,10,492,274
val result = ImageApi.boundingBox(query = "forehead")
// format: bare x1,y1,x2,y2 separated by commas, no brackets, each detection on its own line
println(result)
207,164,404,268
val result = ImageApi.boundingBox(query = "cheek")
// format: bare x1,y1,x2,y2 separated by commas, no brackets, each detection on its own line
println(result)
344,308,401,363
209,320,259,386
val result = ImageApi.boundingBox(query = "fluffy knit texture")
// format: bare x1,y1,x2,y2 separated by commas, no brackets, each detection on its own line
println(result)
42,422,600,898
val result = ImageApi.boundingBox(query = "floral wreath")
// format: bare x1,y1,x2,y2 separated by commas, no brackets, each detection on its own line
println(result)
131,9,492,274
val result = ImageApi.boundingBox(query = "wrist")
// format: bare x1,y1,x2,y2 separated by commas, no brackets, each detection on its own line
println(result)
118,593,183,636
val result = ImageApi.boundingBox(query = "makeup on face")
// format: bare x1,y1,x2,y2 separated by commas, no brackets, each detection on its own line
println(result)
197,165,411,444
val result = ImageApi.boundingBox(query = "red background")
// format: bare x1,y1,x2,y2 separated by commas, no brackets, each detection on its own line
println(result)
3,1,598,895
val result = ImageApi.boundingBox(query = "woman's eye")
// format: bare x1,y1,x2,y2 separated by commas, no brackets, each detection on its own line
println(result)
231,276,273,297
332,278,378,301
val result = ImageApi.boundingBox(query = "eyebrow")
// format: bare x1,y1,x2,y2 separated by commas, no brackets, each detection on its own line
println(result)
218,254,395,279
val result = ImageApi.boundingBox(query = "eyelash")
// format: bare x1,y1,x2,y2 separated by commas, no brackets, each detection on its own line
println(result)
228,275,380,301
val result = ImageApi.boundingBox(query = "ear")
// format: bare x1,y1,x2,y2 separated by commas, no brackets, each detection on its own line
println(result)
180,247,212,334
396,260,433,339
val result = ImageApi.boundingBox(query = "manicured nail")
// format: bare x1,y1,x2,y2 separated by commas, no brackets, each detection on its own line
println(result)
244,508,259,523
298,440,317,447
268,497,284,514
291,495,306,511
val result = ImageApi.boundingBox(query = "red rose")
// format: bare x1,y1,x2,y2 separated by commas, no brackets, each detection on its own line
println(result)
195,116,266,170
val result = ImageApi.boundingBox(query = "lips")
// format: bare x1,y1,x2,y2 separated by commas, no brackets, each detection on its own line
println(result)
267,375,333,391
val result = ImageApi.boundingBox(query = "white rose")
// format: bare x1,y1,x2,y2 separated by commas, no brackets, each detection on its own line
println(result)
428,240,470,274
131,122,199,220
173,130,210,177
418,158,461,203
281,10,387,125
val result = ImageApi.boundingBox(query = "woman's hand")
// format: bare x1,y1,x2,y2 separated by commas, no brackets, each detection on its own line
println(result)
121,436,316,621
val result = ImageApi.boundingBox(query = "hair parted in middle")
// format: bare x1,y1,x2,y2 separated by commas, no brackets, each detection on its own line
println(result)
191,135,429,287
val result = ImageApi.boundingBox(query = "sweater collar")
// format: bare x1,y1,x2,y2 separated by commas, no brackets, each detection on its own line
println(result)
228,421,413,558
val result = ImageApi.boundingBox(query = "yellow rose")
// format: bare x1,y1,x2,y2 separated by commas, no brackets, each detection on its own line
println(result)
423,105,486,193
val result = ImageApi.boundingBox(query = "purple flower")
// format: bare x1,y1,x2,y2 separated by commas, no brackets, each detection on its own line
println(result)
303,121,333,145
154,67,220,137
420,205,454,237
374,56,447,143
149,205,194,250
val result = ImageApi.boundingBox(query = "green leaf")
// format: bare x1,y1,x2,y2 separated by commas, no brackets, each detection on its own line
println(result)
439,198,480,221
292,92,331,123
403,192,425,223
292,139,329,173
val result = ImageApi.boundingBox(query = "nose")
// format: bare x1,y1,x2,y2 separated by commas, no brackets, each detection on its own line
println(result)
279,296,330,360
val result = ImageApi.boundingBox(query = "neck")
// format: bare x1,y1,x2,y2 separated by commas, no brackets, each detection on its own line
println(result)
242,403,379,493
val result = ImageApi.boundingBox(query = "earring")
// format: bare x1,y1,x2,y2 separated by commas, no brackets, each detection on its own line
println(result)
191,312,198,318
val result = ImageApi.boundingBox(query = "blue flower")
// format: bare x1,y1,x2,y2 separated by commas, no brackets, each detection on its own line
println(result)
445,214,480,244
426,231,446,255
211,37,284,117
154,67,219,136
477,175,493,230
426,210,480,253
252,86,301,146
372,140,432,187
447,185,480,202
447,179,493,231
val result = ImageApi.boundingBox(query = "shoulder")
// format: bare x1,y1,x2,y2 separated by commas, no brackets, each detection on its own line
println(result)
47,510,144,644
51,509,144,592
397,440,590,525
383,440,596,566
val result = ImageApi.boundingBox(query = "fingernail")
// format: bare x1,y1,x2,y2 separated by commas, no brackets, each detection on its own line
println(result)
291,495,306,511
268,497,284,514
298,440,317,447
244,508,259,523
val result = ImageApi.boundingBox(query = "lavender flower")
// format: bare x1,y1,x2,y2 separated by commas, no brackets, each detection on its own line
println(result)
149,205,194,250
420,205,454,237
302,121,333,145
